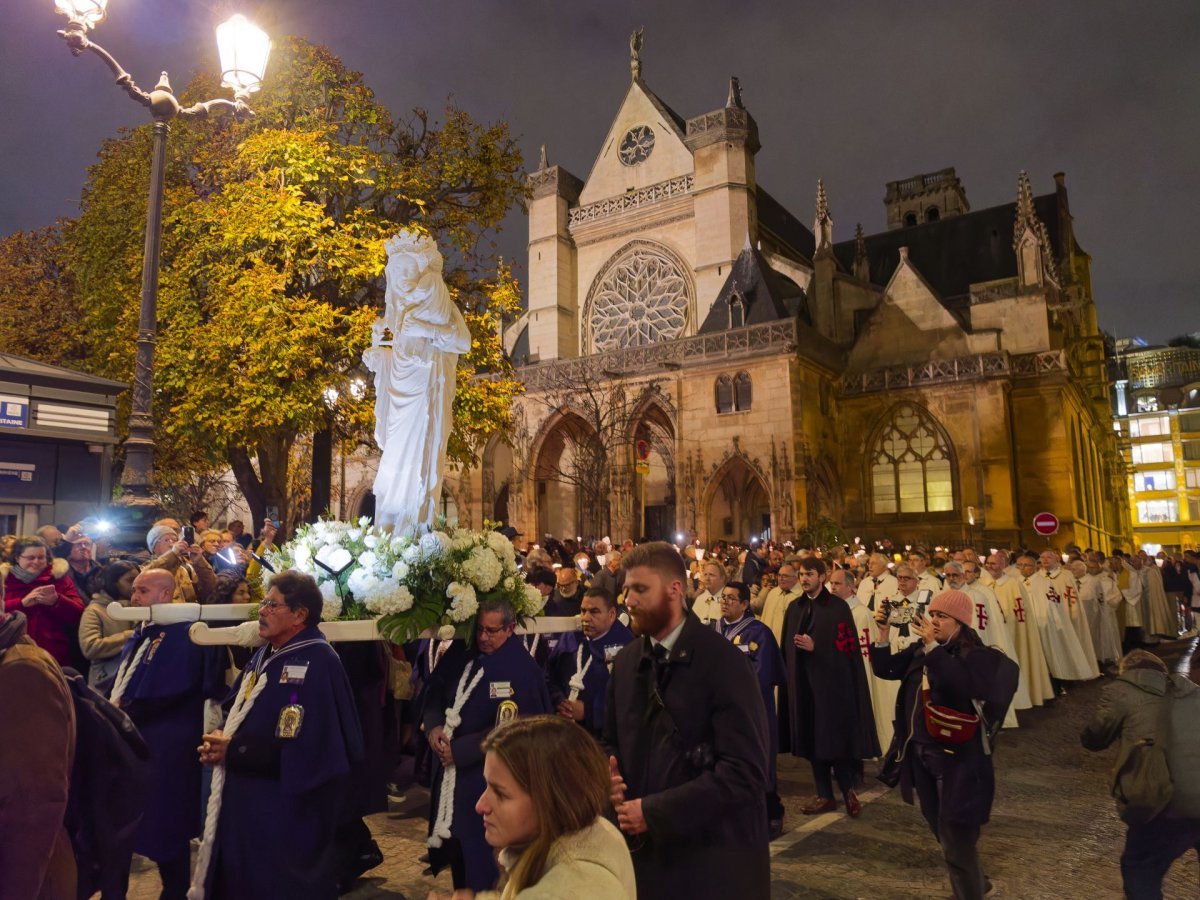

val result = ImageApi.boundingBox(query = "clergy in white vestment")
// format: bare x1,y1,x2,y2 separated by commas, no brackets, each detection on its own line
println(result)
983,553,1054,707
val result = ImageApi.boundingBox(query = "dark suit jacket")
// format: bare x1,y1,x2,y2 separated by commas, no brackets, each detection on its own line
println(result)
604,612,770,899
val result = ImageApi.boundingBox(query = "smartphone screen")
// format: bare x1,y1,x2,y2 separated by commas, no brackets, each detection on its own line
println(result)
181,525,195,544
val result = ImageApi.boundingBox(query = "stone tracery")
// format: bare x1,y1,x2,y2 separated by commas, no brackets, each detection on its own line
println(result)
587,243,691,352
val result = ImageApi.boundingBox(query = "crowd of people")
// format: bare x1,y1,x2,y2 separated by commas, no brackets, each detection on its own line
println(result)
5,513,1200,899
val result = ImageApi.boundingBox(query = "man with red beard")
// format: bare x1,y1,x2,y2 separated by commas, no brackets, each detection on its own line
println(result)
606,541,770,899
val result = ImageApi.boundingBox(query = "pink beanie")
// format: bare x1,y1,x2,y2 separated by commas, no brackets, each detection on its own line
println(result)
928,590,973,626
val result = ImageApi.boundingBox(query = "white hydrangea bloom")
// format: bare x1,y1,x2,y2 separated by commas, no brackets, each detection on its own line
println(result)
402,545,421,564
451,532,476,552
523,583,547,616
447,582,479,622
364,582,414,616
319,580,343,619
464,545,502,592
437,624,456,640
292,541,313,571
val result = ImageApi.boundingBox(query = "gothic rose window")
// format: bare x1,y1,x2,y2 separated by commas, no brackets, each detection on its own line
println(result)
589,246,690,352
870,403,955,515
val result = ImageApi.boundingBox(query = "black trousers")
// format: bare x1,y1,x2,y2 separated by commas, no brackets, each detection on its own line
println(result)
811,758,856,800
1121,815,1200,899
912,744,986,900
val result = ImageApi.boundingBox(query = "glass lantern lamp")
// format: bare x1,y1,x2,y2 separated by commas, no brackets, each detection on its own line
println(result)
216,14,271,98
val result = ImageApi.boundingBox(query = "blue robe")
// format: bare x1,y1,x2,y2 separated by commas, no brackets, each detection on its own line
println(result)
717,614,785,792
551,621,634,735
204,626,364,899
117,622,227,864
423,636,552,891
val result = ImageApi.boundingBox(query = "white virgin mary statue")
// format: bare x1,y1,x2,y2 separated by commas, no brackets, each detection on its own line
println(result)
363,230,470,534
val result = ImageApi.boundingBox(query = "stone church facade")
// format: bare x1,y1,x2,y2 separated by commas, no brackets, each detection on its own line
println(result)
445,46,1130,552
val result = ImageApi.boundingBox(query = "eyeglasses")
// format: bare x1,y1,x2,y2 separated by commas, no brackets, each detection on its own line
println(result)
477,624,510,636
259,599,290,612
18,553,47,563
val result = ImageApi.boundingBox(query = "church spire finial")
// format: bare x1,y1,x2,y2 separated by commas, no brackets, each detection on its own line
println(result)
727,76,744,109
814,179,834,253
538,144,549,170
630,27,644,80
1016,170,1035,221
853,223,869,281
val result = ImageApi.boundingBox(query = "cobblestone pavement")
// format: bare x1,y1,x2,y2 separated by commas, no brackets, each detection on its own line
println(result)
128,643,1200,899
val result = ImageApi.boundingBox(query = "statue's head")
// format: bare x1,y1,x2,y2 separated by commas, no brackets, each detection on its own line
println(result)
385,229,442,279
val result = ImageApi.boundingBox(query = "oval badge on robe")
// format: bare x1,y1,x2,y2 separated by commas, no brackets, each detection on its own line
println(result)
276,704,304,739
496,699,518,727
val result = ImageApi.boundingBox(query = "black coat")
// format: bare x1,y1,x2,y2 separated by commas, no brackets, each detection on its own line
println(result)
604,613,770,899
779,589,880,762
871,638,995,826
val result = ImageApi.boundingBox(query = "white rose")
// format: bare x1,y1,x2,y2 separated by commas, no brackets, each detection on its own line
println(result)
348,528,363,542
292,542,313,569
402,545,420,564
437,625,456,640
363,534,379,549
315,545,353,573
420,531,450,558
358,551,379,571
347,568,379,598
392,560,410,581
358,516,371,527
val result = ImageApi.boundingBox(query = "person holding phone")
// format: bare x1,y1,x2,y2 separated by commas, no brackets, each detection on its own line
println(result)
145,523,217,604
870,590,997,900
2,536,85,667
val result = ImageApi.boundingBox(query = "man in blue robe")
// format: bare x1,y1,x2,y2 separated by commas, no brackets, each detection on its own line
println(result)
112,568,227,899
423,597,552,892
552,587,633,736
718,580,786,838
196,570,364,899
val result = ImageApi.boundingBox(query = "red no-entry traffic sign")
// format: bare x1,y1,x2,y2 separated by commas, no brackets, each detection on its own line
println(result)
1032,512,1059,536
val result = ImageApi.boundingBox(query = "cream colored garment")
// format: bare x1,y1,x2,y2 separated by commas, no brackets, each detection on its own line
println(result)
477,817,637,900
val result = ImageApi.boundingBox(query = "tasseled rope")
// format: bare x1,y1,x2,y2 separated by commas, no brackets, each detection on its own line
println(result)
187,659,272,900
427,662,486,848
567,643,593,702
108,630,150,706
524,633,540,658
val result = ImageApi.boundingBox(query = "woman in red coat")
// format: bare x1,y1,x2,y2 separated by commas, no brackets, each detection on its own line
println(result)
3,536,85,666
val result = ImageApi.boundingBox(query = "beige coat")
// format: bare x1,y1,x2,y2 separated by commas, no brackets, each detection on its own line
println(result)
78,592,134,687
479,817,636,899
0,632,77,899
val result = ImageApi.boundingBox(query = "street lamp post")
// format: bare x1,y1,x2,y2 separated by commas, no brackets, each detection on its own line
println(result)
54,0,270,502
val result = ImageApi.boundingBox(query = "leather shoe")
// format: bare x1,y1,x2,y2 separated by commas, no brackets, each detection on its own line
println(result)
800,797,836,815
844,790,862,818
767,818,784,840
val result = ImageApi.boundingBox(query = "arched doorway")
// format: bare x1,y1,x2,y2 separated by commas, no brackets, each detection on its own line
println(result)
704,456,772,544
483,436,515,525
533,411,605,539
356,490,376,521
632,401,676,541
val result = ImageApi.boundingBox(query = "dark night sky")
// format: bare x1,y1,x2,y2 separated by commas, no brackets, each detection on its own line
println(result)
3,0,1197,343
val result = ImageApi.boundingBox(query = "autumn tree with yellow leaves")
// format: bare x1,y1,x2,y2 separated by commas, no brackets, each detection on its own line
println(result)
2,38,526,531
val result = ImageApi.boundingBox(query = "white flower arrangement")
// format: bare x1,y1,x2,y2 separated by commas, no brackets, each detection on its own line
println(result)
267,517,541,640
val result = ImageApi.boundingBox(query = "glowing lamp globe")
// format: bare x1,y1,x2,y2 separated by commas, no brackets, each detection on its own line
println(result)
216,14,270,97
54,0,108,29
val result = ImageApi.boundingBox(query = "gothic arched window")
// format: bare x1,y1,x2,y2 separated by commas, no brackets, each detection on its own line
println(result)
734,372,752,411
870,404,955,515
925,206,940,223
904,212,918,228
715,374,734,414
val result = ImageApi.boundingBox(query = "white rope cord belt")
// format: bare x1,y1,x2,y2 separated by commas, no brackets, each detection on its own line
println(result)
428,662,486,849
567,644,593,702
187,658,272,900
108,630,151,706
524,633,540,658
